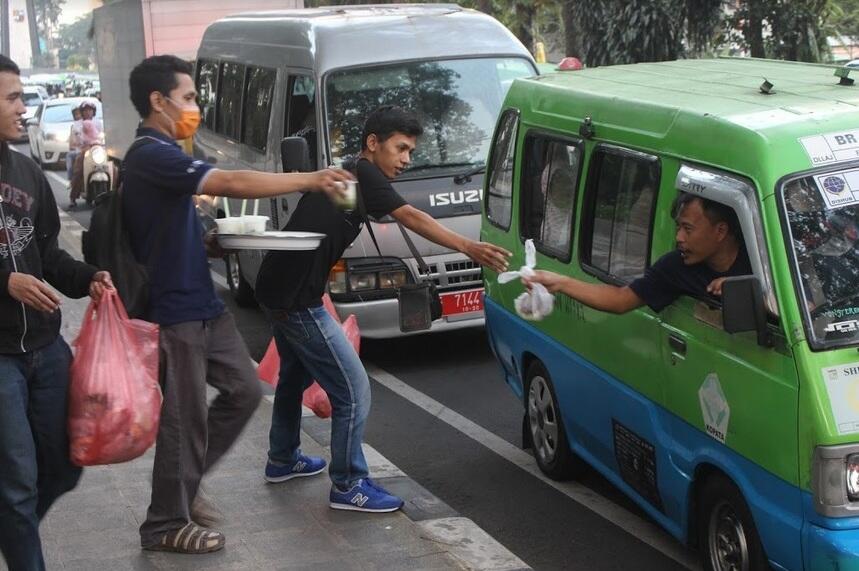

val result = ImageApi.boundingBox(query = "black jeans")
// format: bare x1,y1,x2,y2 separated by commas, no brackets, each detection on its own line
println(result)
139,311,261,546
0,337,82,571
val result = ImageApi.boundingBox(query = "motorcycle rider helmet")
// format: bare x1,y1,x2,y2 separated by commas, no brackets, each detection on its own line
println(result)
78,100,97,113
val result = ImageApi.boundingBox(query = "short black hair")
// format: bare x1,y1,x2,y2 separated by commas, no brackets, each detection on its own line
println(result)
129,55,193,118
674,192,742,238
361,105,423,150
0,55,20,76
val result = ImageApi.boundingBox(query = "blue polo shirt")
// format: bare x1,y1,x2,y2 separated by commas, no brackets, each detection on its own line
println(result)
122,127,224,325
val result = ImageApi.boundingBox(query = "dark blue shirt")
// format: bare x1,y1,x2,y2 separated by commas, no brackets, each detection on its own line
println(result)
629,248,752,313
122,127,224,325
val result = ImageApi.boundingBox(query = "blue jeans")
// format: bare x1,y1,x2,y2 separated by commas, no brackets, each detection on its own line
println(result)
66,149,79,180
266,305,371,489
0,337,82,571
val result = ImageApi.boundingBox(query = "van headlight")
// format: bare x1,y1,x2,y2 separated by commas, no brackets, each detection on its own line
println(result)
90,146,107,165
328,257,413,300
812,446,859,516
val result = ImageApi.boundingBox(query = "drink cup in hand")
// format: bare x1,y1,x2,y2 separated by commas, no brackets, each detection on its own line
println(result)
333,180,357,211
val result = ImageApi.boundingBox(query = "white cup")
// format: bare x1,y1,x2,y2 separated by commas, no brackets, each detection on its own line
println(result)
215,217,244,234
241,215,269,235
334,180,357,211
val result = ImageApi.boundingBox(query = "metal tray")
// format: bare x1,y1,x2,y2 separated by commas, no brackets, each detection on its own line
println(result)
217,231,325,251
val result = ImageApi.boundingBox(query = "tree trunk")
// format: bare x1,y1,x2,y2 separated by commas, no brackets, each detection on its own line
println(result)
514,2,536,54
476,0,493,15
561,0,583,59
26,0,40,58
746,0,765,58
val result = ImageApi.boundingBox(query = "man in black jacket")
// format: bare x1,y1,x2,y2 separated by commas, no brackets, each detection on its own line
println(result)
0,55,112,571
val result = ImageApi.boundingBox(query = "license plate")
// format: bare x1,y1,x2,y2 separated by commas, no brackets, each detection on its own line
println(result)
440,288,484,316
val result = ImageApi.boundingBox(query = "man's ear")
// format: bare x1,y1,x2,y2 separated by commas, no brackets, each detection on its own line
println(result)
715,221,729,242
365,133,378,152
149,91,166,115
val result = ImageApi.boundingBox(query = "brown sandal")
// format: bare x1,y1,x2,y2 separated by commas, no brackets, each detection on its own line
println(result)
144,523,225,554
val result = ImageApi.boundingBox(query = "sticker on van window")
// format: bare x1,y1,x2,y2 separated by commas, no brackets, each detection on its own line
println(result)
698,373,730,443
800,130,859,166
812,170,859,209
822,362,859,434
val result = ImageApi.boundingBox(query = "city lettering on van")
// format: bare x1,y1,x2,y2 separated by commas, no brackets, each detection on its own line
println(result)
429,189,482,208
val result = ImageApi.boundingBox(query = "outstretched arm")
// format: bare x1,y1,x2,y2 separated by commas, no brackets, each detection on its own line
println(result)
525,270,644,314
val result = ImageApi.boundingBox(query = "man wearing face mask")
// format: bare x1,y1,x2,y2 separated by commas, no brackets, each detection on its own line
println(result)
123,55,353,554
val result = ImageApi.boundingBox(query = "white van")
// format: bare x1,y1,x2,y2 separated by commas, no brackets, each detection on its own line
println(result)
194,4,537,337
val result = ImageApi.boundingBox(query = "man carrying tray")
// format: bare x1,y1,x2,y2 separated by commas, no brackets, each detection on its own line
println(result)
123,55,352,554
254,105,511,513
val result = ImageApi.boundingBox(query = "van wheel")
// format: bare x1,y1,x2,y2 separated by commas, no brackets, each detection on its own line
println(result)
224,253,257,307
698,474,769,571
525,361,584,480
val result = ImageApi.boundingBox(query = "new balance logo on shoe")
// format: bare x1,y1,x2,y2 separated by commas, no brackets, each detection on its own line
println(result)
293,461,307,472
350,493,369,507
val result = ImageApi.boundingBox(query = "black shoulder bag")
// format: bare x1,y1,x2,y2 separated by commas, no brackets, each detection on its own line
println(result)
356,188,442,333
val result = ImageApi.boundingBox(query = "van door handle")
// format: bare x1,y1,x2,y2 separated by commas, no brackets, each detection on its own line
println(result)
668,334,687,356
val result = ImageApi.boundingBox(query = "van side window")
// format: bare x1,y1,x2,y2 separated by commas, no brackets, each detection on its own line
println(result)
285,76,317,166
520,135,582,261
216,62,245,140
242,66,276,152
196,59,218,131
485,109,518,230
582,147,659,282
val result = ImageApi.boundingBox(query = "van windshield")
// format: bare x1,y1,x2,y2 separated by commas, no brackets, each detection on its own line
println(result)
325,57,535,177
782,170,859,349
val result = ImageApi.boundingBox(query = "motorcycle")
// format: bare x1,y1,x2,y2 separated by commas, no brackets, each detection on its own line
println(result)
82,143,114,206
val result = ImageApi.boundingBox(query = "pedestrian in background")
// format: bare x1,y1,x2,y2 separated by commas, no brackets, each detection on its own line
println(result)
0,54,113,571
124,54,352,554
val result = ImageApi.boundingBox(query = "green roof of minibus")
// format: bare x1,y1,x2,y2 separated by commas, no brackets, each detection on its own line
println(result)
508,58,859,195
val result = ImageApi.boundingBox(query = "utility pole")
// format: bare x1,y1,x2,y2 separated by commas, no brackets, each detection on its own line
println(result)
25,0,38,63
1,0,9,57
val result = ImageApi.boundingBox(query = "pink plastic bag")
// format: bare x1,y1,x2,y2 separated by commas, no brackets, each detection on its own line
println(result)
68,290,161,466
257,295,361,418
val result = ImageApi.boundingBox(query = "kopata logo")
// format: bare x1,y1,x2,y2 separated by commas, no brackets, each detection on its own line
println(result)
823,176,847,195
698,373,730,444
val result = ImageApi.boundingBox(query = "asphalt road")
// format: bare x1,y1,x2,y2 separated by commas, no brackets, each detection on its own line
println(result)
28,145,699,571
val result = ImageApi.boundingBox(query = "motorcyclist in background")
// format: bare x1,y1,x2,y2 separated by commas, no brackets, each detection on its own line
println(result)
69,101,103,208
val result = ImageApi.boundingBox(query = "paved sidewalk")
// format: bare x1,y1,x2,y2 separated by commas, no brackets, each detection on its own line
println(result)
1,209,530,571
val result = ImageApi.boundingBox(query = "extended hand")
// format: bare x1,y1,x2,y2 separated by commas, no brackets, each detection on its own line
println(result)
89,271,114,302
522,270,567,294
8,272,61,313
312,168,354,202
706,277,727,297
464,241,512,273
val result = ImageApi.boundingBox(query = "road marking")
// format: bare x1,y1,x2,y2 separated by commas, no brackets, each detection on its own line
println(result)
364,363,700,571
45,170,67,187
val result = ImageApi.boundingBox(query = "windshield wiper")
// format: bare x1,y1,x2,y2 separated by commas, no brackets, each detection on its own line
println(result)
453,163,486,185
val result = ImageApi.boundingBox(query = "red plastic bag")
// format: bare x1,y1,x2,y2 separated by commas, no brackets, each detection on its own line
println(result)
257,295,360,418
68,290,162,466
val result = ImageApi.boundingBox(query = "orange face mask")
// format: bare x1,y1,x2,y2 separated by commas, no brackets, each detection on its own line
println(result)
164,98,201,140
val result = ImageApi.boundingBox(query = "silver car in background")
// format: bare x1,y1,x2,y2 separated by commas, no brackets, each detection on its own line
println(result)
27,97,102,168
194,4,537,338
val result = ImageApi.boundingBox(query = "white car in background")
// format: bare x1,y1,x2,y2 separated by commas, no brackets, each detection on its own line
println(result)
27,97,102,168
17,86,47,142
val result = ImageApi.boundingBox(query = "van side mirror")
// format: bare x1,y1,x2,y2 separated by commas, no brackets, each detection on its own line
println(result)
281,137,311,173
722,275,772,347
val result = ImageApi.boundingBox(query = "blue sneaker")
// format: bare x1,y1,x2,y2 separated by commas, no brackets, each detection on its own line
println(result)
264,454,326,483
329,478,404,513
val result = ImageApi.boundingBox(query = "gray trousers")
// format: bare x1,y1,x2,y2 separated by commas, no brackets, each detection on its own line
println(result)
139,311,261,546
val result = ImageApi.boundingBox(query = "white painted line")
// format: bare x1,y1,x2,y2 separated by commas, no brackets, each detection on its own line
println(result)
361,443,406,479
418,517,530,571
45,170,67,187
365,364,700,571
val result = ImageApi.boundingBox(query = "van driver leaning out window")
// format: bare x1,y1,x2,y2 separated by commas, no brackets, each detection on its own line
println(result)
524,193,751,313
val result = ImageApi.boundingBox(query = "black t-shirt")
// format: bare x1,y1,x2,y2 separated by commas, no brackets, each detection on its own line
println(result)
628,248,752,312
254,159,407,310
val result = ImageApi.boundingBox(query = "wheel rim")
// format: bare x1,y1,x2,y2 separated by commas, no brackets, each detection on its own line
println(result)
528,375,559,465
708,500,750,571
226,253,240,290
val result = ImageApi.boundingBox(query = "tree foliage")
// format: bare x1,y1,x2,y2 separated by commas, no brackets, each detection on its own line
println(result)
56,13,94,68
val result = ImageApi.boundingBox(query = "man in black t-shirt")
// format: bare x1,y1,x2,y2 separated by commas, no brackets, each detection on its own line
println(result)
255,106,511,513
525,193,751,313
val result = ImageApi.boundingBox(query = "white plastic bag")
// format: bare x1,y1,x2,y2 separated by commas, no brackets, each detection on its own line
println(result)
498,239,554,321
